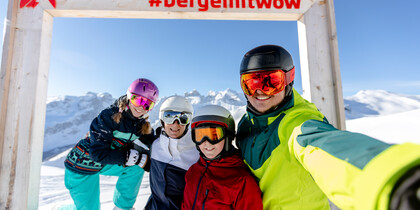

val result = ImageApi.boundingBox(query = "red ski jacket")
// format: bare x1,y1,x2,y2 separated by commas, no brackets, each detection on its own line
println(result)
182,150,263,210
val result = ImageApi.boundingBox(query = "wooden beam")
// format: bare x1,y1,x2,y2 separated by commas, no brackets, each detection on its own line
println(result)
0,1,53,208
297,0,345,129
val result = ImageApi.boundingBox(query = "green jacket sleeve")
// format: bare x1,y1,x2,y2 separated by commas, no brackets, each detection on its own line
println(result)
289,119,420,209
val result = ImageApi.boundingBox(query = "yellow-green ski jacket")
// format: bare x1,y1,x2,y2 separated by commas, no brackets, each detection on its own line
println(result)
236,89,420,210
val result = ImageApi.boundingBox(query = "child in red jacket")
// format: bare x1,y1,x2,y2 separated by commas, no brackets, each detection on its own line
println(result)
182,105,263,210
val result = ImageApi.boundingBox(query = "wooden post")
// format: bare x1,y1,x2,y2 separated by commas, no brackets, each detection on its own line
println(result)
0,0,53,208
298,0,345,129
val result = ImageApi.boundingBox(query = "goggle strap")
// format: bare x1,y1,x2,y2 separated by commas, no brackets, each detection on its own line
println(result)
285,67,295,86
225,129,235,138
191,120,228,129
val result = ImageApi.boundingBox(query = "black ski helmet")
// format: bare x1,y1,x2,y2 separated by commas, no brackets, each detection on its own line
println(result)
240,45,295,97
191,105,235,160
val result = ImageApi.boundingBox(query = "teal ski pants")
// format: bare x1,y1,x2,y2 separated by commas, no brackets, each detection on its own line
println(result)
64,164,145,210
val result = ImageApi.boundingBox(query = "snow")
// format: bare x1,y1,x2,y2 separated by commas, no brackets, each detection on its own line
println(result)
39,166,151,210
38,89,420,209
344,90,420,119
346,108,420,145
40,149,151,209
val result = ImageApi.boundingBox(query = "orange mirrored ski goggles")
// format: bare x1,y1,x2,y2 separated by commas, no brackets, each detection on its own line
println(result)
240,68,295,96
192,126,225,145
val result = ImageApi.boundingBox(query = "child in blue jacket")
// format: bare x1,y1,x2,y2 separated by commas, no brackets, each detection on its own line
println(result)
63,78,159,210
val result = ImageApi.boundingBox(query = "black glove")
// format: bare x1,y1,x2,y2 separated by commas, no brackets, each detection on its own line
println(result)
125,139,150,169
132,139,150,156
389,165,420,210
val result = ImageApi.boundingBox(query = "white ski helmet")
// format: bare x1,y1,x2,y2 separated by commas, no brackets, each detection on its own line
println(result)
159,96,193,124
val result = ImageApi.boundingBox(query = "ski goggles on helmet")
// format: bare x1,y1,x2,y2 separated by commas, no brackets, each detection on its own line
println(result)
161,111,192,125
129,93,155,111
240,68,295,96
192,126,226,145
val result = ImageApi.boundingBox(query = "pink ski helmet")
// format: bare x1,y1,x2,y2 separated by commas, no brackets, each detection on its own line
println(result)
126,78,159,103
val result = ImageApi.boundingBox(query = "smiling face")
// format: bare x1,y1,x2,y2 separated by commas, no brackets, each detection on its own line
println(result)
128,102,148,118
198,139,225,160
163,120,187,139
246,89,286,113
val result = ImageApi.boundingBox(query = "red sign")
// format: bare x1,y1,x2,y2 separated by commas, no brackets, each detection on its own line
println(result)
148,0,301,11
20,0,56,8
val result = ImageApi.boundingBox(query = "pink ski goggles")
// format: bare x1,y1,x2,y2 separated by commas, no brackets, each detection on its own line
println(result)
129,94,155,111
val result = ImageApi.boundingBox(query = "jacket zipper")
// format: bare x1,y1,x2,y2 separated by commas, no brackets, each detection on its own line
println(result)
191,161,210,210
250,135,256,162
202,189,209,210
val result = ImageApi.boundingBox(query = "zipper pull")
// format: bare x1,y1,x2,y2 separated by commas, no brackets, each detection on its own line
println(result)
202,189,209,210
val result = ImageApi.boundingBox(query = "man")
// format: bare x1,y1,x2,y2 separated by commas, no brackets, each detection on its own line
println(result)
235,45,420,210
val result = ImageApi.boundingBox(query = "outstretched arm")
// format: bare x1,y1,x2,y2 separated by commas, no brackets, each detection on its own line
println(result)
289,119,420,209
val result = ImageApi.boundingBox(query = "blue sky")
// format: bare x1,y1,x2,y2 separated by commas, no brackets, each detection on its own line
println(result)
1,0,420,99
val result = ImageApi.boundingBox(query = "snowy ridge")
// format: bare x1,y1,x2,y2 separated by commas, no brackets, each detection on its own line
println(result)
43,92,115,160
43,89,247,158
131,88,247,130
344,90,420,119
44,89,420,159
185,88,247,124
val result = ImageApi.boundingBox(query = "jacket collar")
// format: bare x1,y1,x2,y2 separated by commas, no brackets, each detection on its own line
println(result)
246,91,295,128
198,149,244,168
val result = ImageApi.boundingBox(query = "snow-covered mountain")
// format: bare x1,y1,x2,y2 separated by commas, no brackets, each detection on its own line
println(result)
344,90,420,119
150,88,247,128
43,89,247,160
43,89,420,160
43,92,115,160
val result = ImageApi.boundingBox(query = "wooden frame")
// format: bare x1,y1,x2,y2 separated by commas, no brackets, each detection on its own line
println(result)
0,0,344,208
